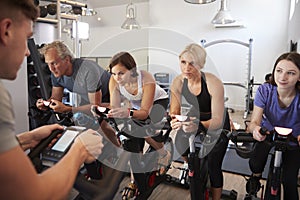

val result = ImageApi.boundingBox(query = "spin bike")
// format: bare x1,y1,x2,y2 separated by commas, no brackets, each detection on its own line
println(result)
188,128,237,200
92,106,174,200
28,112,129,200
230,127,300,200
167,113,237,200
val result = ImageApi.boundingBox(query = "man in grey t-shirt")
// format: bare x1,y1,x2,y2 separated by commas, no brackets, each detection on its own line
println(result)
36,41,120,147
37,41,110,114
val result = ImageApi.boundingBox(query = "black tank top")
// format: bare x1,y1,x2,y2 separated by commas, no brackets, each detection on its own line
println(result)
182,73,230,130
182,73,211,121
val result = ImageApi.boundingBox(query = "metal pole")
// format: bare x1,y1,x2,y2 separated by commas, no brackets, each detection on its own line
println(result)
57,0,61,40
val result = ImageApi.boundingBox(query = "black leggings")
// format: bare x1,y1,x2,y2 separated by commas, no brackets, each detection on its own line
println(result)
249,141,300,200
175,130,229,188
149,98,169,123
132,98,169,152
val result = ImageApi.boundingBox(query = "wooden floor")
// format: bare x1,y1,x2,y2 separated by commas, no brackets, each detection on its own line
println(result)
111,165,250,200
69,110,299,200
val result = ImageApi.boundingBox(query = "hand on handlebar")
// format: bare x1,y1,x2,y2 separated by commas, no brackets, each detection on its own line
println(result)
74,129,104,164
36,98,49,111
170,117,181,131
182,117,198,133
252,126,267,141
170,114,198,133
49,99,69,113
91,105,100,118
37,98,70,113
107,107,129,118
29,124,64,148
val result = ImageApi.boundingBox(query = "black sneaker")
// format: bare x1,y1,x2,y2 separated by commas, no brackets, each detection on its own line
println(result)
246,175,261,195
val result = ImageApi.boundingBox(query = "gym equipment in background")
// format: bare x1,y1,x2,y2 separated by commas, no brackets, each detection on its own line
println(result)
201,38,254,119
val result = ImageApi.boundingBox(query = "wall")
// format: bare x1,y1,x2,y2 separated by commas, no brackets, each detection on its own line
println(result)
63,0,290,111
3,23,56,133
2,62,28,133
288,0,300,50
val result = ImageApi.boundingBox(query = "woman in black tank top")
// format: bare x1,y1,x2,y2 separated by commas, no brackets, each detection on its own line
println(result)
182,73,211,121
170,43,230,200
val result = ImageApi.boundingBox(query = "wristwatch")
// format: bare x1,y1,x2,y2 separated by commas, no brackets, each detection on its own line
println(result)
129,109,134,118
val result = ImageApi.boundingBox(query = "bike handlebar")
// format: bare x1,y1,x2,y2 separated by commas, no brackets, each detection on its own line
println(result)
260,126,299,149
91,106,171,138
230,127,299,146
230,127,299,160
28,129,64,159
259,127,268,136
230,130,256,143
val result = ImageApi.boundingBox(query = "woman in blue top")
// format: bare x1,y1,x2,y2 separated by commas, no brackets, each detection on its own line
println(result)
247,52,300,200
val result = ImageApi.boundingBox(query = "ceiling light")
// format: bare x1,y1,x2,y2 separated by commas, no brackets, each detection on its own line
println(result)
211,0,235,24
121,1,140,30
184,0,216,4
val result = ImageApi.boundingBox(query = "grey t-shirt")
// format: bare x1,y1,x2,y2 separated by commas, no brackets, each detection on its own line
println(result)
0,80,18,153
51,59,111,105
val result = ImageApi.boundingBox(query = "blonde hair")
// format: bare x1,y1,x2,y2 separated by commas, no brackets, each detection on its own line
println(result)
179,43,207,69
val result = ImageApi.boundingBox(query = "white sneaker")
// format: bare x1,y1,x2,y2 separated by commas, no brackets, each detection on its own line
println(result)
179,162,188,184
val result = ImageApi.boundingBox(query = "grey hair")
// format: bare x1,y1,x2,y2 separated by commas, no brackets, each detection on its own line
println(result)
39,41,74,60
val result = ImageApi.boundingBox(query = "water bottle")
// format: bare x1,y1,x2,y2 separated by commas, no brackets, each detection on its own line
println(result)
73,112,99,130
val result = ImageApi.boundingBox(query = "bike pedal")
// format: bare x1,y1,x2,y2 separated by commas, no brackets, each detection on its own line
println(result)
221,189,238,200
246,176,261,195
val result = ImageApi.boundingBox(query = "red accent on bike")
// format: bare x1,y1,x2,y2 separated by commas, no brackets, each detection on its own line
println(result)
148,172,156,187
99,166,103,176
205,189,210,200
271,187,278,195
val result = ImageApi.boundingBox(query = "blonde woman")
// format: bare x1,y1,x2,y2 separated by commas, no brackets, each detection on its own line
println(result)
170,43,230,200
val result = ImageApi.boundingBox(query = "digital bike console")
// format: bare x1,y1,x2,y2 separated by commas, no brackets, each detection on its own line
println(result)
41,126,85,166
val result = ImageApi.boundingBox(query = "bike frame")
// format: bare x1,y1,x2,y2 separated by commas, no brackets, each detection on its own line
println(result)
232,127,298,200
263,127,296,200
94,106,174,199
188,133,210,200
